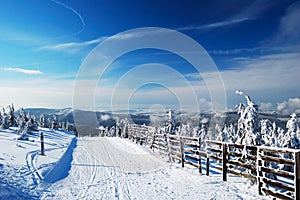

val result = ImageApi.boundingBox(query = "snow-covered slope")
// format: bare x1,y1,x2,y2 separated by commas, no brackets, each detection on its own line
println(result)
0,128,75,199
42,137,265,200
1,128,266,199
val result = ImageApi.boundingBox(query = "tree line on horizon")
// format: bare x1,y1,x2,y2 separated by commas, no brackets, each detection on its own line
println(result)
0,103,74,140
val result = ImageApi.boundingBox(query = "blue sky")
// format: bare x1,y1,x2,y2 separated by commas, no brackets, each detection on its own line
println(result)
0,0,299,114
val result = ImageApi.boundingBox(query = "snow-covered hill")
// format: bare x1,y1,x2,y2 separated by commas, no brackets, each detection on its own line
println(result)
0,128,75,199
42,137,265,199
0,127,266,199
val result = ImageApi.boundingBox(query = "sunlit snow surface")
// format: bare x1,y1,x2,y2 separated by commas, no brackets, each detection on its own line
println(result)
0,129,266,199
0,128,74,199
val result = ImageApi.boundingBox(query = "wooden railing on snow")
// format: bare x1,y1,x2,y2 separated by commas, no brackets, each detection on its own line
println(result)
127,124,300,200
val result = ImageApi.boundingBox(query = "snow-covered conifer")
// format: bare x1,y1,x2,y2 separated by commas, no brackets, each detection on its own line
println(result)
51,115,58,130
198,124,206,149
39,114,46,128
0,108,9,129
31,115,38,131
216,124,228,142
7,103,17,127
17,120,32,140
227,124,237,143
285,113,299,149
17,108,26,134
260,119,272,146
269,122,278,147
235,90,261,146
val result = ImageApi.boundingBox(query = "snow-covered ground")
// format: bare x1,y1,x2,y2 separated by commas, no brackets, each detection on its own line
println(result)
0,128,75,199
1,129,267,199
42,137,265,200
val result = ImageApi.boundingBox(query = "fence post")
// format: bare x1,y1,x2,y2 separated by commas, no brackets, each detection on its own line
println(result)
40,132,45,156
256,147,263,196
198,138,202,173
222,143,227,181
165,134,172,162
206,157,210,176
295,151,300,200
179,136,184,168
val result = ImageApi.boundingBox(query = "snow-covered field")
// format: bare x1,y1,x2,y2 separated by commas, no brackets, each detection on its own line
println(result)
0,128,75,199
1,129,266,199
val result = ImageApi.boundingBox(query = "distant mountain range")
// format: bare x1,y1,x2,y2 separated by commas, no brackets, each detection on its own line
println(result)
19,108,294,132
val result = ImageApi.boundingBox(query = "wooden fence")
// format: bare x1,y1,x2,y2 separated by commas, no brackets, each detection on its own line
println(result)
127,124,300,200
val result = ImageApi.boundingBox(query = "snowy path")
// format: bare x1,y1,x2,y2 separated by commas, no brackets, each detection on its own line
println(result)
42,137,264,200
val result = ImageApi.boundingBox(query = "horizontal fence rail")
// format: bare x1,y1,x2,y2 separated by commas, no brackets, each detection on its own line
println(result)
127,123,300,200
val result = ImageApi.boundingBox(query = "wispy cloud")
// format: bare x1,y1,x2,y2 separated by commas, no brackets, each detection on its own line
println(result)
38,37,107,51
268,1,300,46
2,67,43,75
38,28,167,52
177,17,252,31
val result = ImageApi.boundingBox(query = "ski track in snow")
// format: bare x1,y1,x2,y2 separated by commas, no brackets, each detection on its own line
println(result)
42,137,265,200
0,128,74,199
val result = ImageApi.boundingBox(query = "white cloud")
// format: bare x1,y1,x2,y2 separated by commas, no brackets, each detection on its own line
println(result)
259,102,273,111
177,18,252,31
38,28,164,52
214,53,299,91
185,52,299,108
100,114,111,121
38,37,107,51
2,67,43,75
271,1,300,46
277,98,300,115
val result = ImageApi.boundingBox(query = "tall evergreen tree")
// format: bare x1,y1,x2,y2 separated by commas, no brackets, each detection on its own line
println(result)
1,108,9,129
235,90,261,145
7,103,17,127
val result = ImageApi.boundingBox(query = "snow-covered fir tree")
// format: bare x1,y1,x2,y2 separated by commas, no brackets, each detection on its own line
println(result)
269,122,278,147
30,115,38,131
227,124,237,143
66,121,73,132
260,119,272,146
51,115,59,130
0,109,2,126
59,122,65,130
7,103,17,127
39,114,47,128
216,124,228,142
18,120,34,140
235,90,261,146
17,108,27,134
181,123,192,137
120,118,129,138
198,124,207,150
1,108,9,129
284,113,299,149
276,126,286,147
